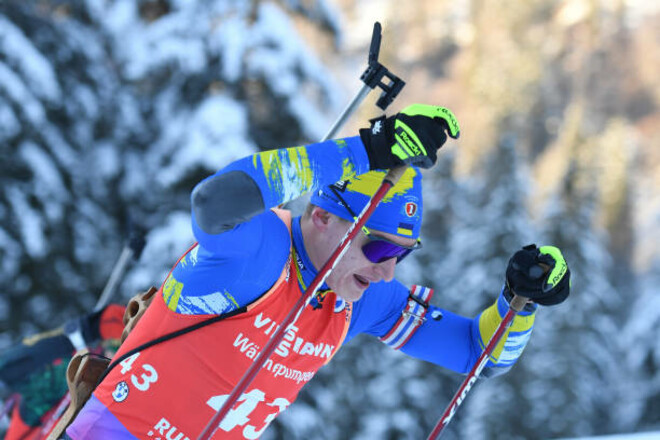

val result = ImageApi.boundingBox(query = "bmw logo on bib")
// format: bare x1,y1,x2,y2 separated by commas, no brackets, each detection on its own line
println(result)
113,381,129,402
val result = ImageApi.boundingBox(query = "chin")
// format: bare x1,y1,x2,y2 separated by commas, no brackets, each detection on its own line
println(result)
337,288,365,303
328,275,367,302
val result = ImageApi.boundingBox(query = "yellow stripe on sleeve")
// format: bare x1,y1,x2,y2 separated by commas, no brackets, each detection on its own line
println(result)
478,300,536,363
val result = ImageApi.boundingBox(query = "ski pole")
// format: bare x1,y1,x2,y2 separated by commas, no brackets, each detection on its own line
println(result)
322,21,405,141
198,22,405,440
0,393,19,423
93,222,147,312
34,224,147,439
198,166,408,440
426,294,530,439
40,392,71,438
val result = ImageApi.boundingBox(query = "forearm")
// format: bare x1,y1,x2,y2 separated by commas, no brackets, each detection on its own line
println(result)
399,307,479,374
192,136,369,234
472,289,537,376
399,290,536,375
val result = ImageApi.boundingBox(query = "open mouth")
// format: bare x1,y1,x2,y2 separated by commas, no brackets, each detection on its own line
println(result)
353,274,370,289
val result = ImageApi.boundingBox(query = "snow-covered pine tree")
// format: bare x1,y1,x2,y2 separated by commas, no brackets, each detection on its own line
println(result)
0,2,130,337
0,0,343,346
511,160,630,439
623,256,660,431
433,132,537,440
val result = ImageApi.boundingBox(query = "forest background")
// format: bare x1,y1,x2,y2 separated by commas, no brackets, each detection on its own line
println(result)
0,1,658,439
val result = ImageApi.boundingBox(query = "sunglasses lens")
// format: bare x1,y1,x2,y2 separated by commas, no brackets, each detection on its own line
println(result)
361,240,413,264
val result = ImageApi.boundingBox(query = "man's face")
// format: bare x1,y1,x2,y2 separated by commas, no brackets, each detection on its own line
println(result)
316,213,417,302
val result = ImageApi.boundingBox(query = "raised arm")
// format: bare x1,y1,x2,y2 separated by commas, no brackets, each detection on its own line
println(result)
191,137,370,235
191,104,459,249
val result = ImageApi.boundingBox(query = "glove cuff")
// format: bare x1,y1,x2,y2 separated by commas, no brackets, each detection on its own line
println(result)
359,127,376,168
502,286,538,314
360,115,402,170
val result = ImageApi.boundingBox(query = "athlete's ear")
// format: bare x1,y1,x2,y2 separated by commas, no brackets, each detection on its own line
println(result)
310,206,332,231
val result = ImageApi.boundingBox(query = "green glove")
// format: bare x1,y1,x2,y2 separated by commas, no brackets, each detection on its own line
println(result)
359,104,460,169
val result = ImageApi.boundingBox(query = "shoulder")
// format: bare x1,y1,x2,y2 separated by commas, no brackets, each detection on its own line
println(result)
174,210,293,313
206,209,291,282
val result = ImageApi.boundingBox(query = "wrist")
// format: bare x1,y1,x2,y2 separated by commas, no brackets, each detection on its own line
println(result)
500,286,537,315
342,135,372,177
359,128,376,168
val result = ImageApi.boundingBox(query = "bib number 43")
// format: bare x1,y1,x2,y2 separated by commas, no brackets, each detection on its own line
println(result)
207,389,290,439
119,352,159,392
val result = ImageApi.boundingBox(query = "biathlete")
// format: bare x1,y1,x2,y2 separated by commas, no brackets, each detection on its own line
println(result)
66,104,570,439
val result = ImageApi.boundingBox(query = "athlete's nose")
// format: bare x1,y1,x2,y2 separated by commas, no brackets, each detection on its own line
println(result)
375,257,397,282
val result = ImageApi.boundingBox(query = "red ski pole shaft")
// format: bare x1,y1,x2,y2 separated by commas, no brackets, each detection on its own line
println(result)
426,294,529,440
197,167,408,440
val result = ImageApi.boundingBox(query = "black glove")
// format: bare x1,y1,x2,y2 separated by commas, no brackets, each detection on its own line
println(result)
505,244,571,306
360,104,460,170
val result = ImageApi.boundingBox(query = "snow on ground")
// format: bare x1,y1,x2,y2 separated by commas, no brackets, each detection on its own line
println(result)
560,432,660,440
